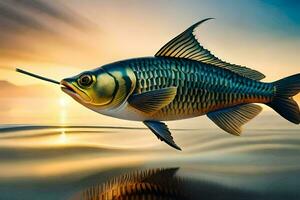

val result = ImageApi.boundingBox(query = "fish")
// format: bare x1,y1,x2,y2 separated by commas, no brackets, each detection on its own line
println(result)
58,18,300,150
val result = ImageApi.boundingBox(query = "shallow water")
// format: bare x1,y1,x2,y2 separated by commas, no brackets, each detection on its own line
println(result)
0,124,299,200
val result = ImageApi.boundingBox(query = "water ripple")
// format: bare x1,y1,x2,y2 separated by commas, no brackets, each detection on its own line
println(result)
0,125,299,181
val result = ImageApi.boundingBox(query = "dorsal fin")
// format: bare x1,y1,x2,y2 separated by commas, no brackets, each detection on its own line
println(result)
155,18,265,80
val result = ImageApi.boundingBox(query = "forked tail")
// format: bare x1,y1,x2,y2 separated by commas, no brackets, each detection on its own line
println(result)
267,73,300,124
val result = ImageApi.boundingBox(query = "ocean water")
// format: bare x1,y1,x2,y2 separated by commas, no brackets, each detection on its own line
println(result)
0,98,299,199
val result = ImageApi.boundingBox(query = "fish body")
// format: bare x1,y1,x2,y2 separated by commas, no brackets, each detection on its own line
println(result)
97,57,273,121
61,57,271,122
61,19,300,150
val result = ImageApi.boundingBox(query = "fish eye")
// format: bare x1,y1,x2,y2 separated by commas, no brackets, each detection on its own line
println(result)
78,74,93,87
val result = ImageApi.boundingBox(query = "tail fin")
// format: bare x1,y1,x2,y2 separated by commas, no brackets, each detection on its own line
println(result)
267,74,300,124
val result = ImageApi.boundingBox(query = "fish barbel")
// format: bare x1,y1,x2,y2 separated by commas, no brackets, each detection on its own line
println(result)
18,18,300,150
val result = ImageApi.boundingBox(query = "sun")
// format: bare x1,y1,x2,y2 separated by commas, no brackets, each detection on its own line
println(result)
59,97,67,107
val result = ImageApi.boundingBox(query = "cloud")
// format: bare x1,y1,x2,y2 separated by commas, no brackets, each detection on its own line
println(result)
0,0,101,68
0,0,93,32
0,2,47,32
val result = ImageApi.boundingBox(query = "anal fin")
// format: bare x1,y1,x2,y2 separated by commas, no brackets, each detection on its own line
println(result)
143,120,181,150
207,104,262,136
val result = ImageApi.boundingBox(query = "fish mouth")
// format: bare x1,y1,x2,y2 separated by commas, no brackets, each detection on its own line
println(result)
60,80,76,94
60,80,91,103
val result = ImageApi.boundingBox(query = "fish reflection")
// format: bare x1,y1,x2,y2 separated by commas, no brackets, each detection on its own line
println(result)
71,168,186,200
70,168,262,200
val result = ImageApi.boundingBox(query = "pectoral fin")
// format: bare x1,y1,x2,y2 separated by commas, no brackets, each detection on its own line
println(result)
128,87,177,114
207,104,262,136
143,120,181,150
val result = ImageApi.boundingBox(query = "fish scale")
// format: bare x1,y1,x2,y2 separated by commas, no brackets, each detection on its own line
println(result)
126,57,274,120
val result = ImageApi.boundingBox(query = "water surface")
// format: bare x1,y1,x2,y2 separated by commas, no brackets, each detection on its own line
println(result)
0,98,299,199
0,124,299,200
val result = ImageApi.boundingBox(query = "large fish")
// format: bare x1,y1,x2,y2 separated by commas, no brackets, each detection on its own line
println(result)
61,18,300,150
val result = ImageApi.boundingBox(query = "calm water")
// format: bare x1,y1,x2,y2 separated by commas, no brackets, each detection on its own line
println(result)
0,98,300,199
0,125,299,200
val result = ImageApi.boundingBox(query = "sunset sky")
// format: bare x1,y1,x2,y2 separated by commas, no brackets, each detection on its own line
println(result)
0,0,299,84
1,3,300,198
0,0,299,116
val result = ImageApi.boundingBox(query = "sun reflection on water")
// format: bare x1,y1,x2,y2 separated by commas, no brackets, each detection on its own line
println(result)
58,129,68,144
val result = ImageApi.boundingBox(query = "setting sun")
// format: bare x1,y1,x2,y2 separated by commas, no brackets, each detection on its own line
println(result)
59,97,68,108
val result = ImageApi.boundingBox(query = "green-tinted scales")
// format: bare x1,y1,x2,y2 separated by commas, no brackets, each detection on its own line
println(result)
123,57,274,120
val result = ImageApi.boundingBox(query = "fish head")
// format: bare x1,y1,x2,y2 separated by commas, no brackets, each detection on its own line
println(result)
61,65,136,110
61,68,116,107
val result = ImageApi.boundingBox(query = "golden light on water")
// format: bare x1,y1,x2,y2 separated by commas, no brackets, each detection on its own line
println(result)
58,129,68,144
